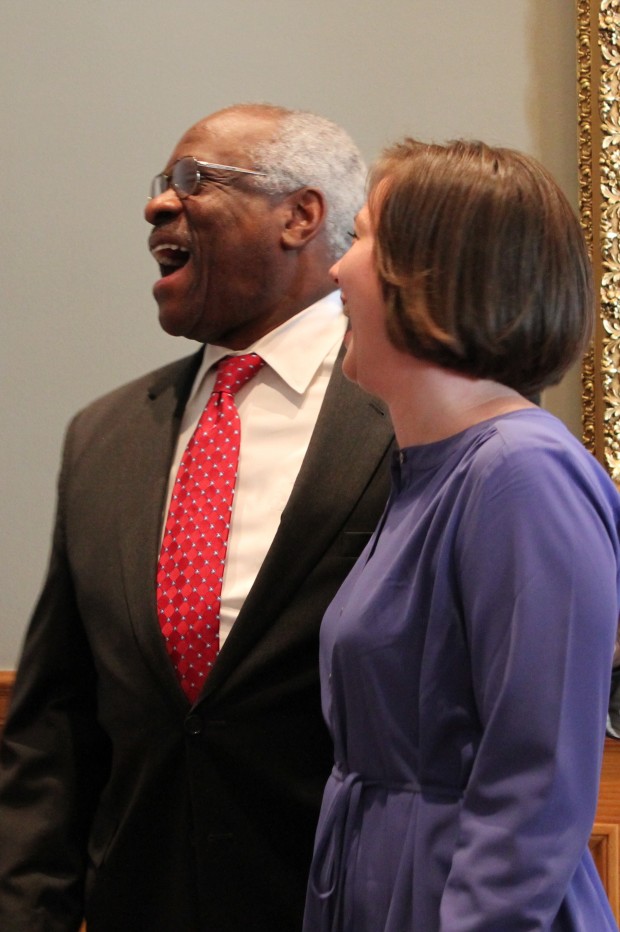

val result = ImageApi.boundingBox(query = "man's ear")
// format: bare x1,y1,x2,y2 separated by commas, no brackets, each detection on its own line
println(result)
280,188,326,250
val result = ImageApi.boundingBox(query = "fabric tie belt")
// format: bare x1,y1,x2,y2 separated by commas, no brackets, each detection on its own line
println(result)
308,765,462,930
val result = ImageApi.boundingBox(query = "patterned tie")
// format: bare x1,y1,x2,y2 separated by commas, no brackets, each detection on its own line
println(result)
157,353,265,703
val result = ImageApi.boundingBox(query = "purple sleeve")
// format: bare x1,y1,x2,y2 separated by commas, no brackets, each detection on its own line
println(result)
439,442,620,930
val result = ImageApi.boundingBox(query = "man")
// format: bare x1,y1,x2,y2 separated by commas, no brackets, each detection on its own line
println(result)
0,104,393,931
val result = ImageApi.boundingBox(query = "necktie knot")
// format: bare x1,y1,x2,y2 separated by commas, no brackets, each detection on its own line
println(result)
213,353,264,397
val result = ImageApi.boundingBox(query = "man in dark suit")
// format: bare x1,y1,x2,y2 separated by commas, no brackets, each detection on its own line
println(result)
0,104,393,931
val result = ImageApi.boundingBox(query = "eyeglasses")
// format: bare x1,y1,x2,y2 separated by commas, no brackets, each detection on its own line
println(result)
150,156,268,200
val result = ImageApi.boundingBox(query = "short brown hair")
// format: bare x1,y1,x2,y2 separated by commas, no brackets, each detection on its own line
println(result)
368,139,593,396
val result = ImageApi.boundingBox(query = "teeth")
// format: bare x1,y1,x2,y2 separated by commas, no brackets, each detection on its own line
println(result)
151,243,190,256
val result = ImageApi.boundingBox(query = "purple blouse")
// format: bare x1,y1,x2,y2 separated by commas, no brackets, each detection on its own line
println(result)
304,409,620,931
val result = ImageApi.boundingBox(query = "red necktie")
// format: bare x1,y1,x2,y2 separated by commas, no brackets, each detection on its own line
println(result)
157,353,264,703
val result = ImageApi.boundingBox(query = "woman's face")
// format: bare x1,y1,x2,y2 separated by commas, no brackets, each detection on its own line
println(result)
330,203,395,394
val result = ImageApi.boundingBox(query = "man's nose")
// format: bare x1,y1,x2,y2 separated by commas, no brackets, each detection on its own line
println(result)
144,187,183,225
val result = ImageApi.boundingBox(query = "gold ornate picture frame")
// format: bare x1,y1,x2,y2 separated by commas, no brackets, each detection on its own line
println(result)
578,0,620,479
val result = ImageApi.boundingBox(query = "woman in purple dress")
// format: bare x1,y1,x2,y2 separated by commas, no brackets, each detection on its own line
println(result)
303,139,620,931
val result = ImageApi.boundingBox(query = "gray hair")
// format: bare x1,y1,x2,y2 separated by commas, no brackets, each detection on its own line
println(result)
246,106,367,262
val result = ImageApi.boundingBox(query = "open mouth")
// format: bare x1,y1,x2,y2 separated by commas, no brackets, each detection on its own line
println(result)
150,243,191,278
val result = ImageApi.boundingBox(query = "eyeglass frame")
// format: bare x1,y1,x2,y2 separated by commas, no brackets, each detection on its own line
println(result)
150,156,269,200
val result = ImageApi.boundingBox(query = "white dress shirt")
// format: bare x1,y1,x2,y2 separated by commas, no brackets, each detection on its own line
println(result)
163,291,347,644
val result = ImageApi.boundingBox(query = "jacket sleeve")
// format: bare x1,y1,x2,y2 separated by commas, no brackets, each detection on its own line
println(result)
0,425,111,932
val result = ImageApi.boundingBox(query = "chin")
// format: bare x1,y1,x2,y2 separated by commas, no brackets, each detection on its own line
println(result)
158,310,186,338
157,298,204,340
157,311,201,343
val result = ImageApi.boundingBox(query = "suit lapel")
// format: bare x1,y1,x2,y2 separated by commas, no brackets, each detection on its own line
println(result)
204,354,393,693
119,350,204,707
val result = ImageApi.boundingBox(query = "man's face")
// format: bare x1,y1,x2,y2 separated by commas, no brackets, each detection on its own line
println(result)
145,111,292,348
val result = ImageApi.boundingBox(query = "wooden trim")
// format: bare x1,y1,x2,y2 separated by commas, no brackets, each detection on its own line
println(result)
0,670,14,732
590,821,620,919
596,738,620,823
594,738,620,924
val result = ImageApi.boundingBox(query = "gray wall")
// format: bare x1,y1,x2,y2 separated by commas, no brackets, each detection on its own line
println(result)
1,0,579,666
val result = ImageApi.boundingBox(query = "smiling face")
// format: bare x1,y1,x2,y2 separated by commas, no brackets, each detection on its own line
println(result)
145,109,298,348
330,204,396,397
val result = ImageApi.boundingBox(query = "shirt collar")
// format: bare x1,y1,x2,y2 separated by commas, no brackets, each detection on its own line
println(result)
191,291,346,402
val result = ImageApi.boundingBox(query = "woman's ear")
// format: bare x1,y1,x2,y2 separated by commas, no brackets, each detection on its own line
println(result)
280,188,326,249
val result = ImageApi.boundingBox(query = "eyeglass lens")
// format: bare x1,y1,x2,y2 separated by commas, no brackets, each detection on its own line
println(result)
171,158,199,198
150,157,199,200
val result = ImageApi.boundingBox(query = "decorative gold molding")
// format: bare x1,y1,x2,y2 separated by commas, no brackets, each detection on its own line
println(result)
578,0,597,454
578,0,620,478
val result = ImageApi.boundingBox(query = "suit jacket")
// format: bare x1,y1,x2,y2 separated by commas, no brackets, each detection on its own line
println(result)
0,347,393,932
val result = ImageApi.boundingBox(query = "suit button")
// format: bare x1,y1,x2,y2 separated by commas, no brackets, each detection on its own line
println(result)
185,714,202,735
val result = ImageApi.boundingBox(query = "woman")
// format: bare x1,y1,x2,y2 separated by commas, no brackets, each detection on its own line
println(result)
303,139,620,931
